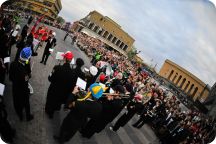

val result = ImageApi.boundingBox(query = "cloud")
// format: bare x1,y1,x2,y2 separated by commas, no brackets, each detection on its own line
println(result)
59,0,216,86
0,0,6,6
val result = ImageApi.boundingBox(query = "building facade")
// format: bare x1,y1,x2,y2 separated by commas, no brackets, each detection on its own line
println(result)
71,11,135,56
159,59,210,101
15,0,62,21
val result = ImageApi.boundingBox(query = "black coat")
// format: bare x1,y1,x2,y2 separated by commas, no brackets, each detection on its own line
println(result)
44,37,56,54
21,24,29,40
59,100,102,142
45,63,75,112
9,61,30,105
95,98,125,133
73,66,85,81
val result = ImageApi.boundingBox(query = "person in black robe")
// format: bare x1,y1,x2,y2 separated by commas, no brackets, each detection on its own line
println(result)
80,85,127,138
9,47,34,121
21,23,29,42
45,51,75,119
0,57,6,83
111,100,143,132
73,58,85,80
40,32,57,65
54,83,105,144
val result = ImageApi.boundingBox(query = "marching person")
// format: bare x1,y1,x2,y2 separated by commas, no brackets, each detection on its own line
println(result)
40,32,57,65
9,47,34,121
54,83,106,144
45,51,75,119
63,31,69,41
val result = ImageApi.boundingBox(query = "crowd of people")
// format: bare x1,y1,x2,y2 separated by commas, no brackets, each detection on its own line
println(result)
59,31,215,144
0,10,215,144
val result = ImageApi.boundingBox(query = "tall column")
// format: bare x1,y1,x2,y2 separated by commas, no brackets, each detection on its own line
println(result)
169,71,176,82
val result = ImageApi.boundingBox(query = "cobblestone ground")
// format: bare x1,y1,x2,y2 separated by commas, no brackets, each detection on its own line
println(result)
3,23,159,144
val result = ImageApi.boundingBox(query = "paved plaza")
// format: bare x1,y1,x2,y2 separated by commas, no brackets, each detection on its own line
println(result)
3,23,159,144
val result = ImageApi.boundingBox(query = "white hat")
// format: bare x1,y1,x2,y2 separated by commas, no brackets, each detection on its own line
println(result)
90,66,98,76
52,32,56,36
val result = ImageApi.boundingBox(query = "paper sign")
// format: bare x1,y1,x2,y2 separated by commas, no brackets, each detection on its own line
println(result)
109,88,114,94
55,52,64,60
76,77,87,90
70,58,75,65
33,38,40,51
28,83,34,94
49,48,54,53
4,57,10,63
0,83,5,96
106,65,112,76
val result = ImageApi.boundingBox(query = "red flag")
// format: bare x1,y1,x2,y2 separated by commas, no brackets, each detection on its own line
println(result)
31,15,45,34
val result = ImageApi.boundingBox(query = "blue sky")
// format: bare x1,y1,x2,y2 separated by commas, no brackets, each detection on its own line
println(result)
59,0,216,86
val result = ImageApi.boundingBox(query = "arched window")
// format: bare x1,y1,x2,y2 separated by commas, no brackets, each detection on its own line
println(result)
192,87,198,97
184,81,190,92
176,75,182,85
180,78,186,88
168,70,174,80
187,84,194,95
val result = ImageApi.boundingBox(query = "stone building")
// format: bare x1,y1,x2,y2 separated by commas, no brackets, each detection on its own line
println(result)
71,10,135,57
159,59,210,101
14,0,62,21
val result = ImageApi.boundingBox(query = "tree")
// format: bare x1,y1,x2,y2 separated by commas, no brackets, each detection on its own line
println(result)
127,46,141,61
56,16,65,24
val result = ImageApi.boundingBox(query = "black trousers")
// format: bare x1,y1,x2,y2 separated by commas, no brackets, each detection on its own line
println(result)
41,51,50,64
113,110,136,131
80,118,98,138
13,94,31,120
133,115,152,128
59,109,86,143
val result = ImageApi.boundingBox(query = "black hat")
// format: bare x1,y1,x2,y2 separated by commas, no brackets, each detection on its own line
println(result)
76,58,84,67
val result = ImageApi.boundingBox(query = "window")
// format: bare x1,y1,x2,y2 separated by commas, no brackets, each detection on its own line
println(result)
103,31,109,38
88,23,94,29
123,45,128,51
112,37,117,43
107,34,113,41
119,42,124,48
98,28,103,35
116,40,121,46
93,25,99,32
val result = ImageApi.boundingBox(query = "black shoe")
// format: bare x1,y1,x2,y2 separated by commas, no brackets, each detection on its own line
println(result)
132,124,137,128
26,114,34,121
44,62,46,65
40,61,43,63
